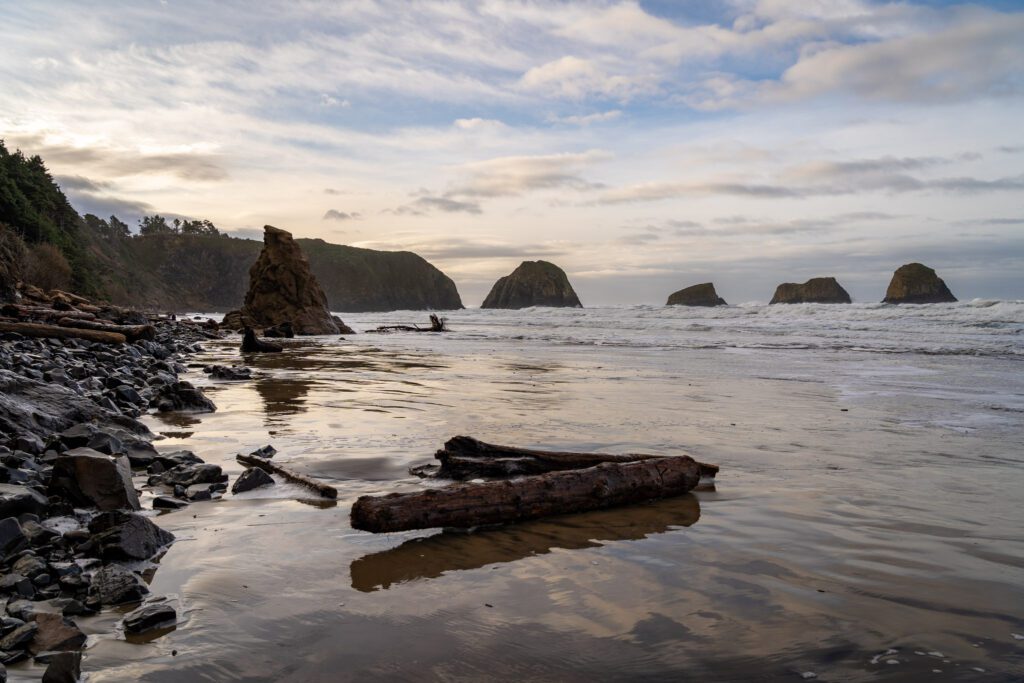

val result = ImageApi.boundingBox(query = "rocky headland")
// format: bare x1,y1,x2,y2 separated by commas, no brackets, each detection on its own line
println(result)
666,283,727,307
770,277,852,304
883,263,957,304
481,261,582,309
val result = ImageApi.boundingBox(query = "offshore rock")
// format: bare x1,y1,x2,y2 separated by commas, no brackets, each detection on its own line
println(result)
481,261,582,309
883,262,957,304
770,277,852,304
240,226,341,335
666,282,727,307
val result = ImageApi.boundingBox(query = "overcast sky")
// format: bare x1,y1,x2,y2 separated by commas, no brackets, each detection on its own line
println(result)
2,0,1022,305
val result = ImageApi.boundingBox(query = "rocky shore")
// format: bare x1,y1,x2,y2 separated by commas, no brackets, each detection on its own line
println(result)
0,291,229,681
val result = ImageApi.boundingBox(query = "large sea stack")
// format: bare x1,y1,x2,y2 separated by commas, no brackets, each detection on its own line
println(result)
481,261,582,309
770,277,851,304
882,263,957,304
666,282,727,307
235,226,341,334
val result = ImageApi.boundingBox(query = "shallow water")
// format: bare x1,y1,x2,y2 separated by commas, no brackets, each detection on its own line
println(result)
32,303,1024,681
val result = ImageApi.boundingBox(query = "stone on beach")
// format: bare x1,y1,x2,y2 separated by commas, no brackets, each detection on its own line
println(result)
231,467,274,494
89,564,148,605
123,603,176,634
48,448,140,511
151,381,216,413
28,613,86,654
41,650,81,683
85,511,175,561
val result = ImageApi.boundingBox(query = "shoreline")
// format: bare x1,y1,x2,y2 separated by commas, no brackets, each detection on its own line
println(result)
0,293,227,681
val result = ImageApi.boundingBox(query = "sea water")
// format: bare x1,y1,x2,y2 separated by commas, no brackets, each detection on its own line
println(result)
67,302,1023,682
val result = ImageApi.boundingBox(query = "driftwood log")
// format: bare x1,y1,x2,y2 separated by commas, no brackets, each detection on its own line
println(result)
0,321,126,344
1,304,97,321
236,453,337,499
368,314,448,334
351,455,703,533
414,435,720,480
56,317,156,342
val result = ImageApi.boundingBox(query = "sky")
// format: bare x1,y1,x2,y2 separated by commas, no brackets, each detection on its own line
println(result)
1,0,1022,305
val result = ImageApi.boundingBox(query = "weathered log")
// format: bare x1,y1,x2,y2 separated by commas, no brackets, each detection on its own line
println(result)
367,314,448,334
0,321,126,344
351,455,702,533
416,435,719,480
57,318,156,342
1,304,97,321
235,453,337,499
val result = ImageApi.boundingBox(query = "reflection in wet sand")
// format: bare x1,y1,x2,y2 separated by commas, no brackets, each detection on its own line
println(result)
351,495,700,592
254,377,312,417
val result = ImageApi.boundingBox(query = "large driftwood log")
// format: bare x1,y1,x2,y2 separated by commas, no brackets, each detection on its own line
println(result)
56,317,156,342
351,455,702,533
1,304,97,321
236,453,337,499
0,321,126,344
415,435,720,480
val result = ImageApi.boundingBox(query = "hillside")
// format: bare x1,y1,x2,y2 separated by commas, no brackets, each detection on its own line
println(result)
0,141,464,312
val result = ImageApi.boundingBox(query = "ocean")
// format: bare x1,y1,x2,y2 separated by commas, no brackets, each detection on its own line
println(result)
76,302,1024,681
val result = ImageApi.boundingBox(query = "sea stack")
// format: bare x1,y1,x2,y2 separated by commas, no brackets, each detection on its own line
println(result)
882,263,957,304
666,283,727,307
770,277,851,304
481,261,582,309
236,225,342,334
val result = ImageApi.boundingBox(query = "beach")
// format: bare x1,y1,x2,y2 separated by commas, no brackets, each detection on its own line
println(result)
53,301,1024,682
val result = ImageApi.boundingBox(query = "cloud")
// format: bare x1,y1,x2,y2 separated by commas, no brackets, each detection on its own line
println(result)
518,56,658,101
355,236,567,260
320,94,350,107
448,150,610,198
54,174,113,193
322,209,360,221
547,110,622,126
391,196,482,216
7,133,227,181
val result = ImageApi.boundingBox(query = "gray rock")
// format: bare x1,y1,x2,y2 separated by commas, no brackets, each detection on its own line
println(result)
28,613,86,654
152,496,187,510
85,511,174,561
123,603,176,634
151,381,215,413
481,260,582,309
0,484,48,518
41,650,81,683
88,564,148,605
0,622,36,651
231,467,274,494
48,448,140,511
249,445,276,459
0,518,28,556
157,463,225,488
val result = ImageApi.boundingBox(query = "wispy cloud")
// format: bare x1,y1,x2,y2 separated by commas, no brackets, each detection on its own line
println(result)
322,209,360,221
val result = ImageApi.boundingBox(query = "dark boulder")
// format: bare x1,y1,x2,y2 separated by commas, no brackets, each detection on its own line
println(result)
85,511,175,561
204,365,252,380
241,328,283,353
41,650,81,683
151,381,216,413
0,484,48,518
156,463,226,488
123,603,176,634
88,564,148,605
49,448,140,511
28,613,86,654
231,467,274,494
770,277,852,304
262,321,294,338
481,261,582,309
882,262,957,303
0,518,27,555
239,226,343,335
666,282,727,307
0,622,36,651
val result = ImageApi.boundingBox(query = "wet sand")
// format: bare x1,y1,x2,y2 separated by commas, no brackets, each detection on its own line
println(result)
44,314,1024,682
